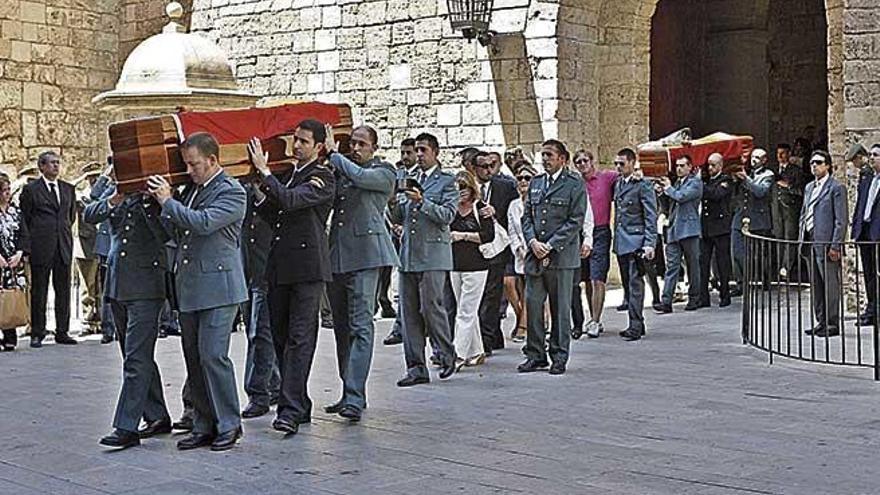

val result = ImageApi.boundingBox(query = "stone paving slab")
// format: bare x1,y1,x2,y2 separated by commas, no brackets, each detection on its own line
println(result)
2,292,880,494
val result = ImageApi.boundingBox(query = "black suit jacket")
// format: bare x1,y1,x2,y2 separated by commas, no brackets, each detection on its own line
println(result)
241,182,274,290
257,161,336,285
19,178,75,266
852,172,880,241
482,175,518,265
701,173,733,238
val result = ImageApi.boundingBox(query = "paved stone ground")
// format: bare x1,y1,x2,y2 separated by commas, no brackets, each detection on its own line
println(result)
2,291,880,495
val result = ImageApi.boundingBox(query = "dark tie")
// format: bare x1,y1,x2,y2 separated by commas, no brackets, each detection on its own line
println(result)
419,172,427,185
187,185,203,208
48,183,59,207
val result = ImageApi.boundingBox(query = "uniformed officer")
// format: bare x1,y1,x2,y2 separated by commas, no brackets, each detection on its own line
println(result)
517,139,587,375
612,148,658,342
248,119,336,436
772,143,807,278
147,132,248,452
732,148,775,287
88,165,118,343
654,155,703,313
387,132,459,387
238,180,280,420
699,153,733,307
322,124,398,422
86,177,172,450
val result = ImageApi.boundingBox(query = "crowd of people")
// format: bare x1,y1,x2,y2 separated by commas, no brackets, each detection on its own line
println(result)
0,119,877,453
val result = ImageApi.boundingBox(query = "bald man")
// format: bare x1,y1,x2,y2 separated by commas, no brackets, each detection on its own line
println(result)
699,153,733,307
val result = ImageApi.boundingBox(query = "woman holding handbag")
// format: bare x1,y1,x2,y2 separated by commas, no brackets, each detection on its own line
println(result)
449,171,494,369
0,174,30,351
506,164,536,343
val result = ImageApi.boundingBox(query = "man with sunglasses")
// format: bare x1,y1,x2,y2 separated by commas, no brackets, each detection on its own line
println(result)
851,144,880,327
798,150,847,337
573,150,618,339
470,151,518,355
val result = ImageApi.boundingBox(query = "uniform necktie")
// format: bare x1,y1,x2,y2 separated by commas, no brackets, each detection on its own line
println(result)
865,176,880,222
187,184,204,208
419,171,427,185
480,184,487,201
48,183,59,206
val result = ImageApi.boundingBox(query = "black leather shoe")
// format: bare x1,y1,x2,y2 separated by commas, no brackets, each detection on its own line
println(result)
548,362,566,375
176,432,215,450
805,326,824,336
272,417,299,435
620,330,642,341
652,303,672,314
683,302,700,311
338,405,362,422
55,334,78,345
172,417,194,431
323,401,344,414
99,429,140,449
396,375,429,387
858,314,876,326
616,302,629,312
516,359,549,373
380,307,397,319
211,427,242,451
383,332,402,345
138,418,172,438
100,335,114,344
269,395,279,406
730,288,743,298
571,326,583,340
814,327,840,337
439,362,455,379
29,337,43,348
719,298,732,308
241,402,270,419
696,300,711,309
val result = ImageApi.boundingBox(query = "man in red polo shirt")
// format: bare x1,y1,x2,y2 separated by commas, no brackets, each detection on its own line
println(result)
573,150,618,339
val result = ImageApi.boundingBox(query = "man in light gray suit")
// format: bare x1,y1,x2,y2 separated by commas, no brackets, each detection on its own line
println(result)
87,176,171,449
323,124,398,421
612,148,658,341
147,132,248,452
798,150,848,337
387,132,458,386
654,155,703,314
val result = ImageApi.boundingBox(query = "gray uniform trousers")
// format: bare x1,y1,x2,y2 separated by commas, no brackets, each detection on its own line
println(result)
400,270,456,379
178,304,241,435
524,268,576,365
619,253,647,334
109,298,169,432
661,236,701,305
328,268,380,411
242,287,280,407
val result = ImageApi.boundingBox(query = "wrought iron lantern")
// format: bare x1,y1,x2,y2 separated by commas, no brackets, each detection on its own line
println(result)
447,0,495,47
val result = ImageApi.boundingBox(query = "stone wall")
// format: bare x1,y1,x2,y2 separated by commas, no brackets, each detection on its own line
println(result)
190,0,558,164
843,0,880,148
0,0,120,178
120,0,193,68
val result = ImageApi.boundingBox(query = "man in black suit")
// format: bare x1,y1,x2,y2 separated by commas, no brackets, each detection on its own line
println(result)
851,144,880,326
699,153,733,308
19,151,77,347
470,151,518,353
249,119,336,435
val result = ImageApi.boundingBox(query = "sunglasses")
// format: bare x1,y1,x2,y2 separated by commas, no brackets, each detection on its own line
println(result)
810,159,826,165
574,159,590,165
613,161,626,166
474,163,492,170
516,175,533,181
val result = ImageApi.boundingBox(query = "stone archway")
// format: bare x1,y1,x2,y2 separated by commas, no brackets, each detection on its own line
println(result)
556,0,844,166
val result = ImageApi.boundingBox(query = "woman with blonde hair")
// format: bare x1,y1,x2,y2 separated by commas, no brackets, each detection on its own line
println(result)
449,170,494,368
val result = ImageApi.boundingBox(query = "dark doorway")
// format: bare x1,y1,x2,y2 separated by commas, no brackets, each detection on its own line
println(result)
649,0,828,150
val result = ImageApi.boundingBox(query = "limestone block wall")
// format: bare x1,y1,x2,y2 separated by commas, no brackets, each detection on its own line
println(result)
843,0,880,148
190,0,559,163
0,0,120,178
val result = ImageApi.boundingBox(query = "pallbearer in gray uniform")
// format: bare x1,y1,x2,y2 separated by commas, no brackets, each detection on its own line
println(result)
147,132,248,452
388,132,459,386
323,125,398,422
517,139,587,376
87,173,172,449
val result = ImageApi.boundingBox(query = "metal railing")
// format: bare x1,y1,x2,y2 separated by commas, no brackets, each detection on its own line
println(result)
741,220,880,380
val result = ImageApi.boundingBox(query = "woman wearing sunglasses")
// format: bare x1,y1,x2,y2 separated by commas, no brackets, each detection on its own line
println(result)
449,171,495,368
506,163,536,342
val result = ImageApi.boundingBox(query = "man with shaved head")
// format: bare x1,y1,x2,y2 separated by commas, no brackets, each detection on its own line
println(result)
699,153,733,307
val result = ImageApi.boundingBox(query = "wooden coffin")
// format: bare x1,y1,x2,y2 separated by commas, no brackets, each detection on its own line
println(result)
637,132,753,178
108,103,353,193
